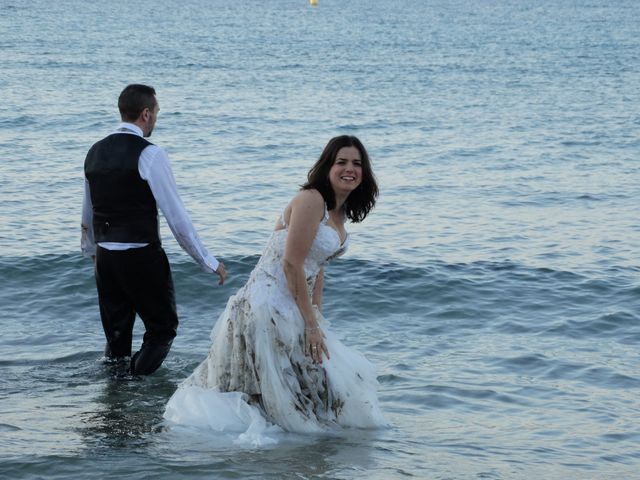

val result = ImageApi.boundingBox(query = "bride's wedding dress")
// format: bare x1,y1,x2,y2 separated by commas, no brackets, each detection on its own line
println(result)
164,205,386,434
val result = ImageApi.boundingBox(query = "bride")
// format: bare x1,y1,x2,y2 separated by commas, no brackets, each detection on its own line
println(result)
164,135,387,433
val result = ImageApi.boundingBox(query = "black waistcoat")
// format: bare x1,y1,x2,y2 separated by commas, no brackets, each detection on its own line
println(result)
84,133,160,244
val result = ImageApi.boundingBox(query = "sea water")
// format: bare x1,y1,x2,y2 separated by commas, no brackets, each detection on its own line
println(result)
1,0,639,478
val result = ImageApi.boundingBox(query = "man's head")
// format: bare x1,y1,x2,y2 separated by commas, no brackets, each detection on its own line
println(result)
118,84,159,137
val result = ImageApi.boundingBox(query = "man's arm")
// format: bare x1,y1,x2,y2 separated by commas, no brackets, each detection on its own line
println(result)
81,178,96,259
139,146,225,284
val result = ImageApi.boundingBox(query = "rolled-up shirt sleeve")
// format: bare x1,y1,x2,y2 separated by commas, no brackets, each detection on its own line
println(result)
81,178,97,257
139,145,219,273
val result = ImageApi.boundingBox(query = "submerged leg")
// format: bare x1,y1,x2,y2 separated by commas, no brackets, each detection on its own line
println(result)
127,246,178,375
130,341,173,375
95,247,136,359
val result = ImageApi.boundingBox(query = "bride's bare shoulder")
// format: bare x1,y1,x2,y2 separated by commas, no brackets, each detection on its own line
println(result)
290,189,324,208
281,189,325,226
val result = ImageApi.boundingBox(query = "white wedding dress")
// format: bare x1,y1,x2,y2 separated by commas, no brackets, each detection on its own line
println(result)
164,205,386,435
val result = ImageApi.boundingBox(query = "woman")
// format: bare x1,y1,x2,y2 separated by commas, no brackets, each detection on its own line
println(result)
164,136,386,434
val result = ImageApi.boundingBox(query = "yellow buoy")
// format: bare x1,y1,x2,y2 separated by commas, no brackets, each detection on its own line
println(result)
310,0,318,5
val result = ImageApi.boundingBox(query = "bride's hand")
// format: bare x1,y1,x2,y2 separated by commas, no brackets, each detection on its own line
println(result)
305,326,329,363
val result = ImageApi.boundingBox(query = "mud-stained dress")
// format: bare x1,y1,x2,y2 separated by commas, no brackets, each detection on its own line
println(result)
164,206,386,433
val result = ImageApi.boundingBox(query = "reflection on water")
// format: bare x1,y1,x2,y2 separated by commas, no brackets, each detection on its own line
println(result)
75,363,383,478
154,421,382,478
77,369,176,451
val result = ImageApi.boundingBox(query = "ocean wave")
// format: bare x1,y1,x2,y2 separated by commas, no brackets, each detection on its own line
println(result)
1,253,638,348
0,350,100,367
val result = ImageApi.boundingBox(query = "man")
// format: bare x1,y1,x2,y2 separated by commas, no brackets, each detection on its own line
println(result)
81,84,225,376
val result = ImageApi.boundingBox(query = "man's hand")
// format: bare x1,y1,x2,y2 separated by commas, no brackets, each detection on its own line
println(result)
215,262,226,285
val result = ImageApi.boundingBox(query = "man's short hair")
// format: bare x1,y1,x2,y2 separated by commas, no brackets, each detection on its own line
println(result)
118,84,157,122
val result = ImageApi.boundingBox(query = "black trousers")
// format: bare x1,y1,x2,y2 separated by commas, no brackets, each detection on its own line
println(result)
95,243,178,375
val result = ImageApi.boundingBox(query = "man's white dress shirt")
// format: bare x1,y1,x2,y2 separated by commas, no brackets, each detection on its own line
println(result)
81,123,219,273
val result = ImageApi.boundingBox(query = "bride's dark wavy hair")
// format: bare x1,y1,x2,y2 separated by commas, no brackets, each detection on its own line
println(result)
301,135,378,223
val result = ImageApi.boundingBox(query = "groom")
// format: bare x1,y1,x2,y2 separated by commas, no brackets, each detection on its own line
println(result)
81,84,226,376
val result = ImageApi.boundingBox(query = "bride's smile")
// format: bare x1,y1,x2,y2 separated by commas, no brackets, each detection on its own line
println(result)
329,146,362,195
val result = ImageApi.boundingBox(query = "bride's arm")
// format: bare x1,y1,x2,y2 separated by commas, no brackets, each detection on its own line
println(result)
312,267,324,313
282,189,329,362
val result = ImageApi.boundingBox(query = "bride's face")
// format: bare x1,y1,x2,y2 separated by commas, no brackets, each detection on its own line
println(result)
328,146,362,194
